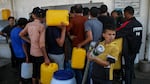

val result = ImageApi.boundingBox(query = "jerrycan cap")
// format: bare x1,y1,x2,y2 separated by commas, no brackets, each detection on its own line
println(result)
54,70,74,80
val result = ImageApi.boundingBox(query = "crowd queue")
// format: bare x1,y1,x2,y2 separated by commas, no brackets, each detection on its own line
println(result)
0,4,142,84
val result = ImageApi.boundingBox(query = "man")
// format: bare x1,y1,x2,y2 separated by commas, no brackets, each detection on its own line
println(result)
0,16,15,38
10,18,28,84
98,4,115,31
78,7,103,48
46,24,66,70
0,16,16,67
78,7,103,84
116,6,143,84
19,7,50,84
67,4,88,84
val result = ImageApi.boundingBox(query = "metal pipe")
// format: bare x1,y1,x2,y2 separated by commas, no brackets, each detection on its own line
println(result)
10,0,15,17
146,0,150,61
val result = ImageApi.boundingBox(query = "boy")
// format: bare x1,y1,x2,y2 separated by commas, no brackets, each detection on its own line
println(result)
0,16,16,67
87,25,119,84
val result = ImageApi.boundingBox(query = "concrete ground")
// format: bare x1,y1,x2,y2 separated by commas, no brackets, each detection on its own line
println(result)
0,58,150,84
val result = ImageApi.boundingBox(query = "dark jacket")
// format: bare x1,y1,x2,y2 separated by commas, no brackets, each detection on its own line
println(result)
116,17,143,55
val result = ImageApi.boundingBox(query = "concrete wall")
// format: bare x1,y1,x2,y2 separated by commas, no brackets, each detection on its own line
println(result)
12,0,114,19
146,0,150,61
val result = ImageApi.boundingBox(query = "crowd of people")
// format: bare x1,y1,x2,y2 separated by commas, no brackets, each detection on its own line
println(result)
0,4,143,84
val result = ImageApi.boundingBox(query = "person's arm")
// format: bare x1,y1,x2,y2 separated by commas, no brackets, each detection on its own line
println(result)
87,53,110,67
0,31,7,37
0,26,8,37
77,30,92,48
56,24,66,47
22,42,29,62
87,46,118,67
66,19,77,41
19,24,30,43
77,20,93,48
39,25,50,64
116,23,132,38
116,30,128,38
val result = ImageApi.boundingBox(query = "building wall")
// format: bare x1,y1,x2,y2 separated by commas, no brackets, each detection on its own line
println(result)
12,0,114,19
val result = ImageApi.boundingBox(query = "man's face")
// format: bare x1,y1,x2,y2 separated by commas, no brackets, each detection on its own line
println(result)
124,11,129,20
9,18,15,26
111,12,118,19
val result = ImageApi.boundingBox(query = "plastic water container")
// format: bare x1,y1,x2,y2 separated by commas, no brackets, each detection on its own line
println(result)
71,47,86,69
46,10,69,26
90,44,105,57
1,9,10,20
21,62,33,79
113,38,123,70
51,70,76,84
40,63,58,84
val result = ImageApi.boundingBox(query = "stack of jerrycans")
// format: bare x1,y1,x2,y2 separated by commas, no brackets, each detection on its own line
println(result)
40,63,58,84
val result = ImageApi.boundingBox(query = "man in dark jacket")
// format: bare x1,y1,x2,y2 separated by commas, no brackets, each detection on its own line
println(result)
116,6,143,84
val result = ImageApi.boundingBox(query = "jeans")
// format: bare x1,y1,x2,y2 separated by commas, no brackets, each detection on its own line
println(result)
48,53,65,70
74,69,83,84
92,78,112,84
124,53,136,84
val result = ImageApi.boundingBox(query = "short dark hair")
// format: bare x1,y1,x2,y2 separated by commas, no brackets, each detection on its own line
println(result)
103,24,116,33
8,16,15,20
42,9,48,18
124,6,134,15
70,6,75,13
17,18,28,26
99,4,108,14
83,7,89,16
32,7,45,18
90,7,99,17
111,10,118,15
74,4,83,13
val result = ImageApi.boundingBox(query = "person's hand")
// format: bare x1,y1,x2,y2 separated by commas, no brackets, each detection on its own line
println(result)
87,51,94,61
77,43,82,48
69,35,76,41
57,22,66,30
26,57,29,63
44,58,50,65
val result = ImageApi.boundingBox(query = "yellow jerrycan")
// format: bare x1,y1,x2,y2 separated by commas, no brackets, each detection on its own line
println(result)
40,63,58,84
1,9,11,20
71,47,86,69
113,38,123,70
46,10,69,26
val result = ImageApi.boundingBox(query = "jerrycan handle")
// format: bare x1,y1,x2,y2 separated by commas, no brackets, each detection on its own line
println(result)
48,63,58,68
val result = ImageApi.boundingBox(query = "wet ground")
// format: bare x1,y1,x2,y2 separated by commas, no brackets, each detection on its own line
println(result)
0,58,150,84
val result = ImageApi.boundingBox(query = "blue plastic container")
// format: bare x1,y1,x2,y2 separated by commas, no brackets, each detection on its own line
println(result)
51,70,76,84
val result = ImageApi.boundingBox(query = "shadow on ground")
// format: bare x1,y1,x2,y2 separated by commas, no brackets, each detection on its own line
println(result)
0,62,150,84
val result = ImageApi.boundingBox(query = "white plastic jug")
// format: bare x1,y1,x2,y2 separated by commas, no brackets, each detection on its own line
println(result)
21,62,33,79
